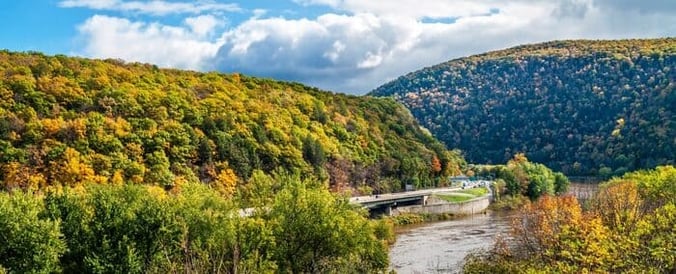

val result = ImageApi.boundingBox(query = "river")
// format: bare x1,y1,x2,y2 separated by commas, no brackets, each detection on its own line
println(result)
389,211,513,273
389,183,599,273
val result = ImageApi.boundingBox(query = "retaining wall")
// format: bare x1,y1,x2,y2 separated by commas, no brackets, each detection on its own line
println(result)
393,195,490,216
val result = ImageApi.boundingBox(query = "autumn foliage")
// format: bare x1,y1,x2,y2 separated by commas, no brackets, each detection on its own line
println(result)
372,38,675,176
0,50,469,273
0,175,392,273
464,166,676,273
0,50,464,194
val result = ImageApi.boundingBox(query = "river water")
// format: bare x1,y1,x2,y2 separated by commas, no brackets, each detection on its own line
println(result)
389,183,598,273
389,211,513,274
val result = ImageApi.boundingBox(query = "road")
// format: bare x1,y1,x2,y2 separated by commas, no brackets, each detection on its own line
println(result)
349,186,462,205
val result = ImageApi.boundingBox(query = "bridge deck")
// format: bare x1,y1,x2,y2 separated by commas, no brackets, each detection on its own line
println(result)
350,186,462,207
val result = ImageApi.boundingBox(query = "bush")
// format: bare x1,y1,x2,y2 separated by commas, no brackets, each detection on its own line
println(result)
0,192,65,273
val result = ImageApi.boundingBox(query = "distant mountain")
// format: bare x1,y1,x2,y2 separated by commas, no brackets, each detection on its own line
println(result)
0,51,463,193
371,38,675,176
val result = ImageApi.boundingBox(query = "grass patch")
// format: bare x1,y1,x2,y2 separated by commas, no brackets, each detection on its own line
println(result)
434,187,489,203
459,187,489,196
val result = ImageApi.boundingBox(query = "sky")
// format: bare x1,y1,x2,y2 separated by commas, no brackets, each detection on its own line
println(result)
1,1,674,94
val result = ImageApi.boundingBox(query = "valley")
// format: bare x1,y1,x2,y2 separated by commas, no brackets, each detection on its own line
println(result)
0,37,674,273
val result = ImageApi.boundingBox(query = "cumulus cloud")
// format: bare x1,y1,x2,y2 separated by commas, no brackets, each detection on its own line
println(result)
213,13,409,85
210,1,546,92
593,0,676,14
294,0,500,19
66,0,676,94
77,15,223,70
211,0,675,93
59,0,241,16
185,15,225,37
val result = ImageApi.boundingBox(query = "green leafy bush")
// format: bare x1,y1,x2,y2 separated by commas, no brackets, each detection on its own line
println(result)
0,192,65,273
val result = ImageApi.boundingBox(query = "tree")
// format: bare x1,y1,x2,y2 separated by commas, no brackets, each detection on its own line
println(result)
598,166,613,180
431,155,442,173
44,183,249,273
554,172,570,194
144,150,175,187
499,154,562,200
49,147,104,187
302,135,326,169
1,162,46,191
0,50,464,196
591,180,643,233
0,192,65,273
212,164,238,198
463,166,676,273
267,175,388,273
325,157,352,193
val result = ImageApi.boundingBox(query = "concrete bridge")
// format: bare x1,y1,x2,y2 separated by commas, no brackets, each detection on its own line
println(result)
350,187,461,216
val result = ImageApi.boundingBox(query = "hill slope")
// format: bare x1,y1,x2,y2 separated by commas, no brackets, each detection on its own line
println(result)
371,38,675,176
0,51,463,193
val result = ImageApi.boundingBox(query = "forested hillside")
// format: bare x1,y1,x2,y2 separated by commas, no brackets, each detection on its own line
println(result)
371,38,675,176
0,50,463,193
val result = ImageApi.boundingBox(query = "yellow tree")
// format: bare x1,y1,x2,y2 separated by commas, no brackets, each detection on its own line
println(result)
49,148,105,187
431,155,442,174
510,195,615,271
212,163,239,198
1,162,46,191
591,180,643,233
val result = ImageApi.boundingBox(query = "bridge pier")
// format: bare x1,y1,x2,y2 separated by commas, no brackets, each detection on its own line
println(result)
365,196,426,217
351,186,492,218
368,204,393,218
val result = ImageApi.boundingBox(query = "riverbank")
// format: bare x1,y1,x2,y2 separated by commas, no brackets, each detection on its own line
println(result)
388,212,471,225
389,211,514,273
388,183,604,272
387,190,491,225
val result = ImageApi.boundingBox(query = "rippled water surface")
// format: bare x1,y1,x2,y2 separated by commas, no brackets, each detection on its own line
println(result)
389,212,513,273
389,183,598,273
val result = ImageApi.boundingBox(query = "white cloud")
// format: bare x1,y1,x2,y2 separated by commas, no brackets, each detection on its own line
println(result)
323,40,345,63
77,15,223,70
68,0,676,94
210,0,675,93
185,15,225,37
211,1,542,92
59,0,241,16
59,0,118,9
294,0,500,19
213,13,409,87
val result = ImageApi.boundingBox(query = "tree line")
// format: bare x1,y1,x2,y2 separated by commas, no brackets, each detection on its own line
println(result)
469,153,570,201
371,38,675,177
0,172,394,273
0,50,464,195
463,165,675,273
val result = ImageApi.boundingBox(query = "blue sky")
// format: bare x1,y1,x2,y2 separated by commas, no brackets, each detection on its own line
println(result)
1,0,674,94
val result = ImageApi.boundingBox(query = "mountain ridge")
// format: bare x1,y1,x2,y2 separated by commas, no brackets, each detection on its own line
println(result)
371,38,675,176
0,50,463,193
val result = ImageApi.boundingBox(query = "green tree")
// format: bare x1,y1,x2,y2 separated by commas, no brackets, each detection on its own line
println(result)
302,134,326,169
144,150,175,187
0,191,65,273
463,166,676,273
598,166,613,180
268,175,388,273
554,172,570,194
